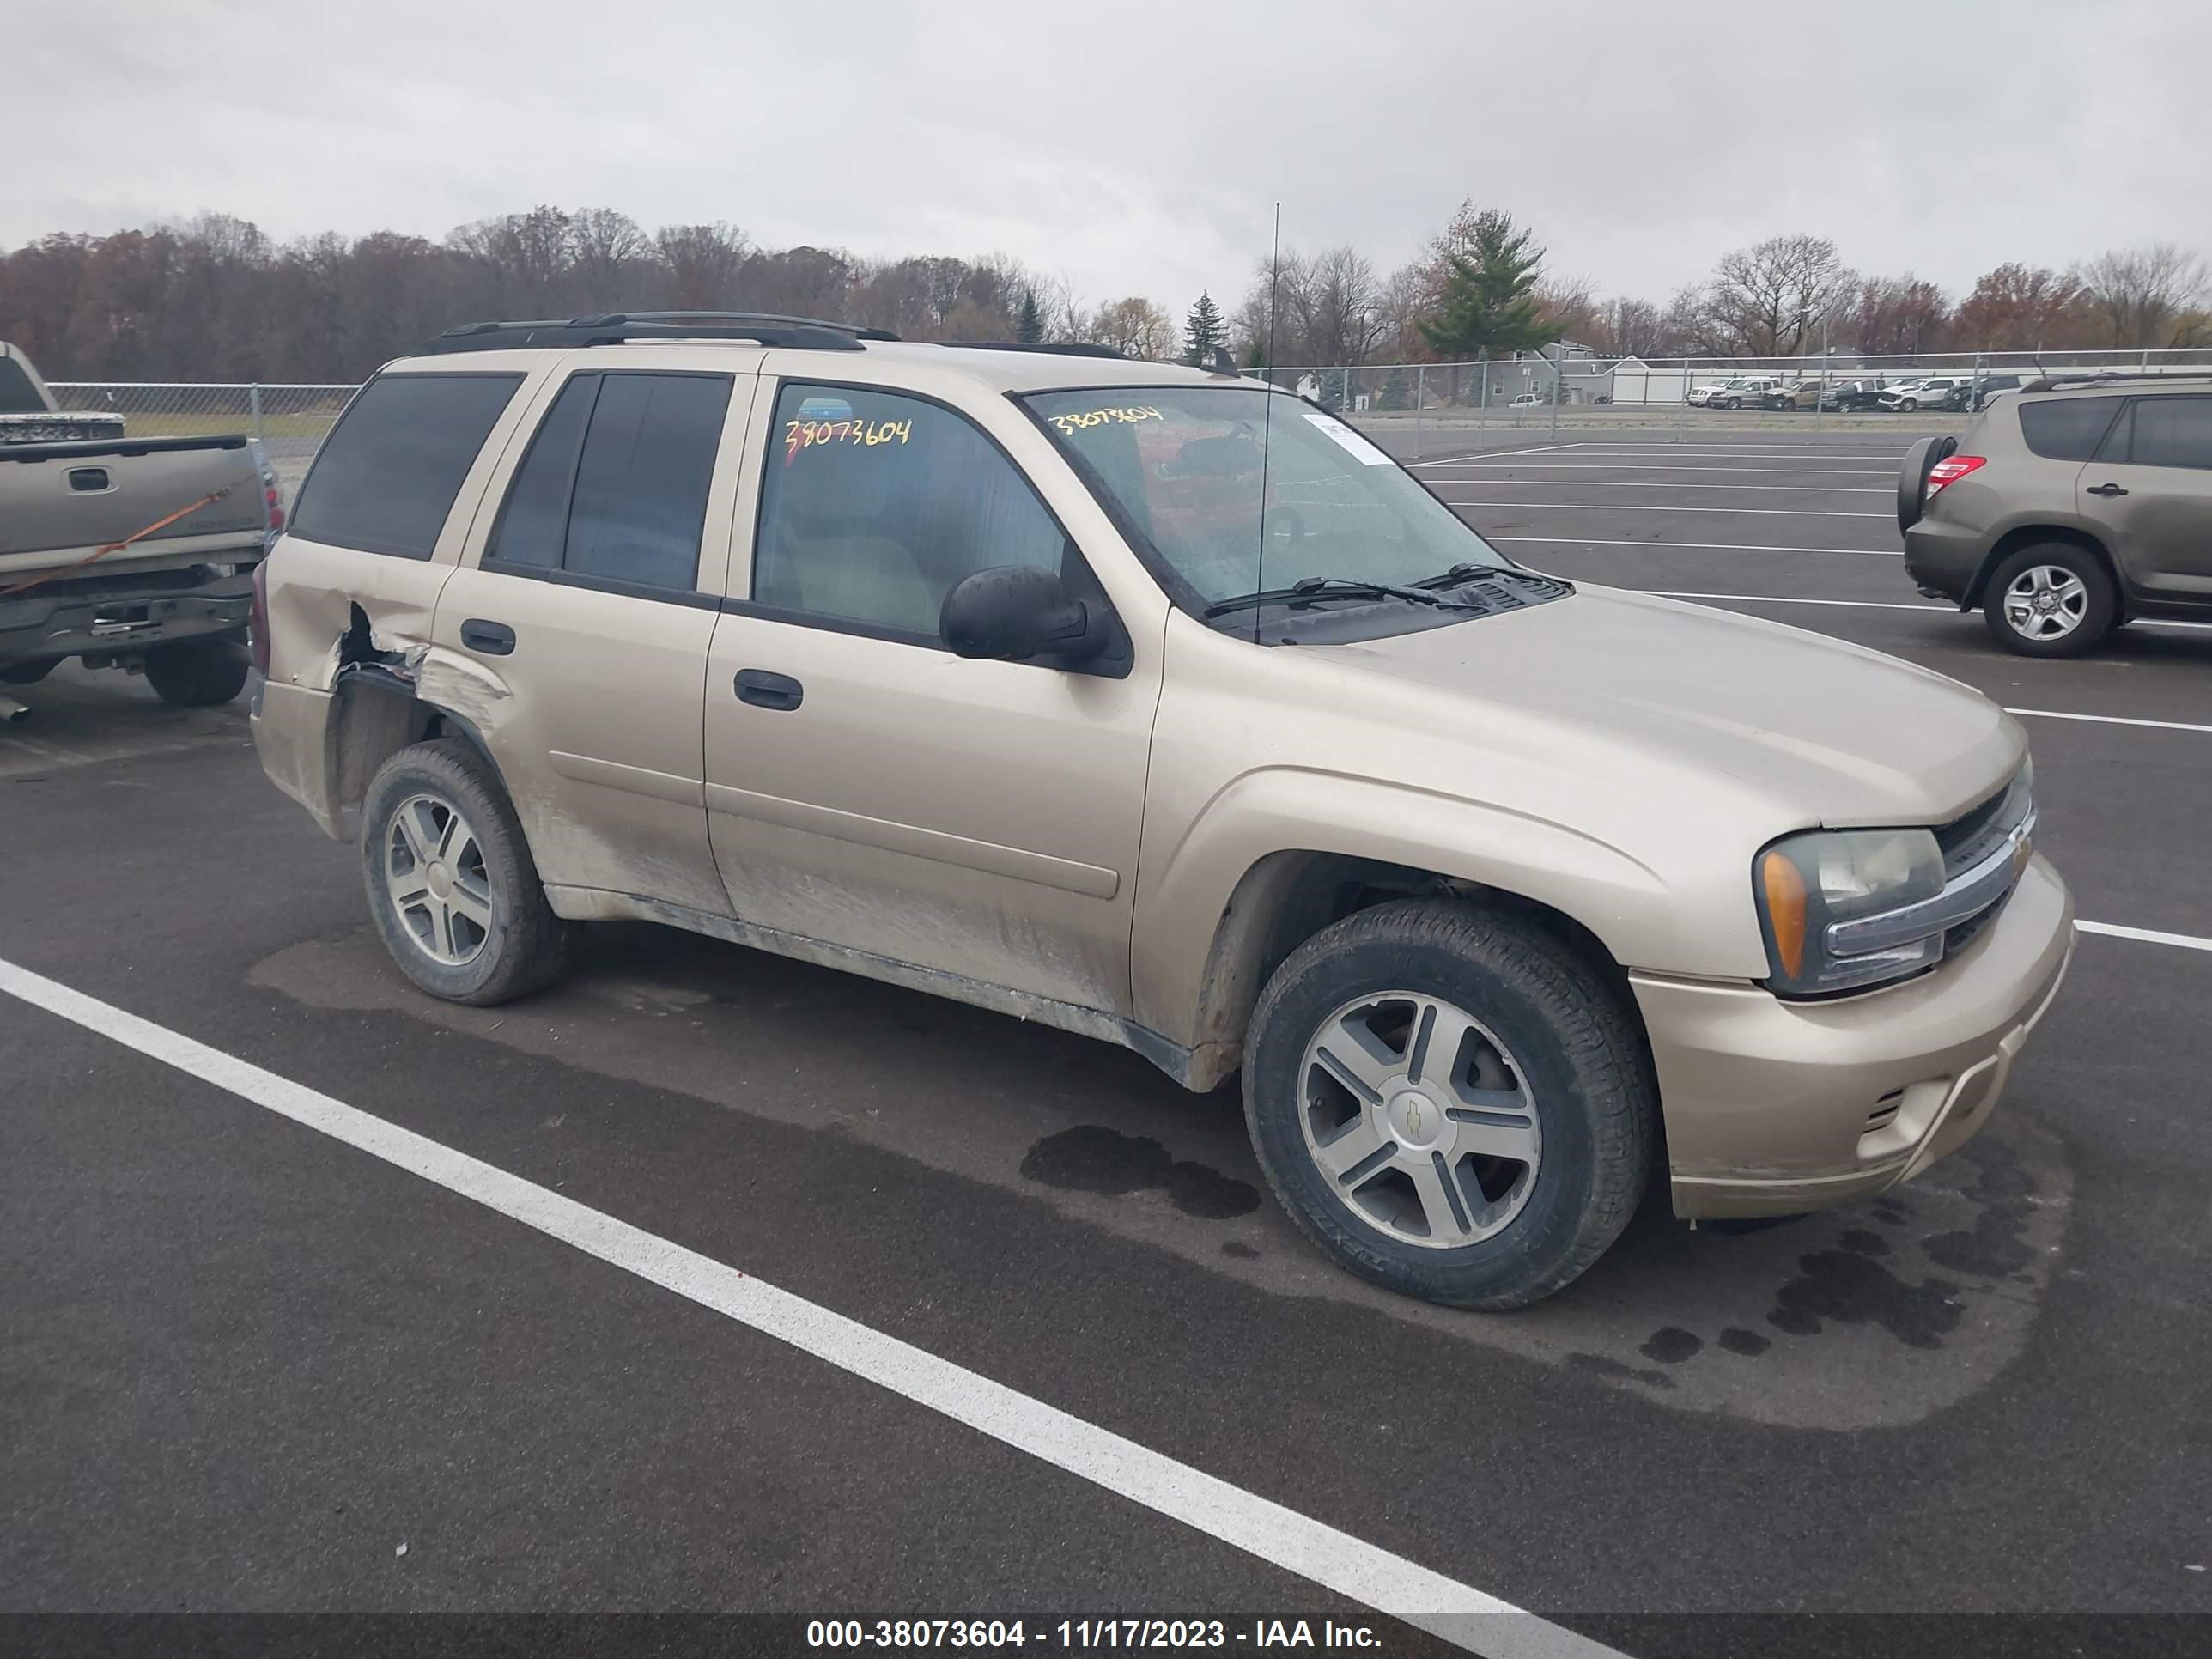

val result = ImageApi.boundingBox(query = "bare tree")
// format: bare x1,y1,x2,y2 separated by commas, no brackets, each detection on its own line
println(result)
568,208,648,308
1533,273,1602,345
1847,274,1952,356
1704,234,1854,356
1291,246,1385,366
1950,264,2091,352
1088,295,1176,359
1595,296,1665,357
1374,262,1431,361
653,222,750,309
2074,244,2210,349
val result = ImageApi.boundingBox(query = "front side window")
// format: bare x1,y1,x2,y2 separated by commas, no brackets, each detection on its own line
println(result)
2118,397,2212,471
291,373,522,558
1021,386,1509,611
751,382,1066,638
485,371,732,592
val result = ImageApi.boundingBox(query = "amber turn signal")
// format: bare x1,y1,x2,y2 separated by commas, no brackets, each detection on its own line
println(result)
1759,849,1809,978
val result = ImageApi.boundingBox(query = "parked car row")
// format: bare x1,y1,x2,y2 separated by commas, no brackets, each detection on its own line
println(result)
1686,372,2033,412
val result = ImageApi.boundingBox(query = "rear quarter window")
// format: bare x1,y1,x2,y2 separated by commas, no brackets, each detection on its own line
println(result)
289,373,522,558
2017,396,2123,462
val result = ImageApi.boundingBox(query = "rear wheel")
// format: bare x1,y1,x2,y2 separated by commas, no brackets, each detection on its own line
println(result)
360,738,575,1004
142,636,249,706
1243,899,1654,1310
1984,543,2118,657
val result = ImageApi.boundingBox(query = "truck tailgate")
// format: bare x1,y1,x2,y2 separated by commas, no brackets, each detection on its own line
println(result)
0,434,268,576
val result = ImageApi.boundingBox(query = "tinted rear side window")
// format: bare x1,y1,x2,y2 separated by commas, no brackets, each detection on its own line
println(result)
565,374,732,591
485,377,597,569
2119,397,2212,471
290,374,521,558
2017,396,2122,463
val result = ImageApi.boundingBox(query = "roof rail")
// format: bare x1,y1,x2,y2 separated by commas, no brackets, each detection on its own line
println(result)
942,341,1130,360
415,312,894,356
2021,369,2212,393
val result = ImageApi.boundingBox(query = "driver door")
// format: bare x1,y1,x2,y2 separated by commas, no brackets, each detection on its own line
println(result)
701,376,1163,1018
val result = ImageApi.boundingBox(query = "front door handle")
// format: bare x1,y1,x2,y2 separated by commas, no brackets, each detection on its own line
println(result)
734,668,804,712
459,618,515,655
2086,482,2129,497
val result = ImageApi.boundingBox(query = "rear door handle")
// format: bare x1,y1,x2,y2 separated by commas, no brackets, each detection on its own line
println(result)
734,668,804,712
2086,483,2129,497
459,618,515,655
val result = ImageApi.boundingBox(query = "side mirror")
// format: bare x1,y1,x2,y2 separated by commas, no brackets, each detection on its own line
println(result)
939,564,1108,665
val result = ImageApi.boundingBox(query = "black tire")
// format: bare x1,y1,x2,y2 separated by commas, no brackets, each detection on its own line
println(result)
360,738,575,1005
142,636,249,706
1982,542,2119,658
1723,397,1741,410
1243,899,1655,1310
0,658,60,685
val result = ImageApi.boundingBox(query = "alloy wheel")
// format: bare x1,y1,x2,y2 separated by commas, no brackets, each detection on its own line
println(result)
1297,991,1541,1249
383,792,495,966
2002,564,2088,642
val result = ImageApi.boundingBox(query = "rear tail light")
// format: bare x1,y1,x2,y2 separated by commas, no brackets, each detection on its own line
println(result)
250,558,271,677
264,482,285,533
1925,455,1985,495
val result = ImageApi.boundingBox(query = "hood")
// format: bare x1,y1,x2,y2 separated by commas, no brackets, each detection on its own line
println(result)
1301,585,2022,828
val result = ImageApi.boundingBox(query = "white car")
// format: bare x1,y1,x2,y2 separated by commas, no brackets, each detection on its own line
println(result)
1508,392,1547,410
1881,378,1963,412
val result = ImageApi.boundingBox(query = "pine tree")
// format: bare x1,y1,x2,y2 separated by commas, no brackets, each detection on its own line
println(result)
1419,209,1559,362
1016,289,1045,344
1181,290,1227,364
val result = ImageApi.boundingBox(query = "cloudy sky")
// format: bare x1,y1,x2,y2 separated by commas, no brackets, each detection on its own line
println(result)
13,0,2209,315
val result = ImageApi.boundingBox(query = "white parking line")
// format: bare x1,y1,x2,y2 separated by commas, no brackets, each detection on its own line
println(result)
1444,501,1894,520
1644,590,2212,630
0,957,1620,1659
1433,479,1888,495
2003,708,2212,734
1420,463,1893,477
1407,441,1593,466
1490,536,1901,556
2075,921,2212,952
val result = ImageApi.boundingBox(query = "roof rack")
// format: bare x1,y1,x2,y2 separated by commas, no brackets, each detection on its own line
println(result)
2021,369,2212,393
415,311,896,356
941,341,1130,360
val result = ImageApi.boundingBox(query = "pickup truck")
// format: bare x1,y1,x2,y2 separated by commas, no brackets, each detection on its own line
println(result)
1,341,280,710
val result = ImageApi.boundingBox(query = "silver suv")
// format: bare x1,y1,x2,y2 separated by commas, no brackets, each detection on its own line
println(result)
1900,374,2212,654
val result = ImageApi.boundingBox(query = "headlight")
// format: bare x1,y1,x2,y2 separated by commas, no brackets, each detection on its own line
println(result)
1754,827,1947,996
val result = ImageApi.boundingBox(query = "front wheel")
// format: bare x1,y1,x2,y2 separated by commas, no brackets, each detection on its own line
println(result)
1723,397,1741,410
1243,899,1655,1310
1984,543,2118,658
142,636,248,706
1899,398,1920,412
360,738,575,1005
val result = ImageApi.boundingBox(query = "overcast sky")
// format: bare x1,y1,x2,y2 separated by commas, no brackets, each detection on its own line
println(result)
14,1,2209,317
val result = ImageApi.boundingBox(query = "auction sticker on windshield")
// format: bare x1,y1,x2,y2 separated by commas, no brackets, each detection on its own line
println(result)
1302,410,1393,465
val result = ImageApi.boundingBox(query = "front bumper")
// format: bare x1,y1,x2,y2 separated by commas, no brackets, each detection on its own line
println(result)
1632,854,2074,1219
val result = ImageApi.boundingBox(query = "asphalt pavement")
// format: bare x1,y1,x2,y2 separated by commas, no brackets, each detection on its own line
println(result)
3,420,2209,1657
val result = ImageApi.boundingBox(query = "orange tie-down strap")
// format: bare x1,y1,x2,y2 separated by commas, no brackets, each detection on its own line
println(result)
0,484,236,600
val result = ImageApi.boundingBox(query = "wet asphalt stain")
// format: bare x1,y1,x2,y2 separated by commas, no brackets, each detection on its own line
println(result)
1767,1251,1964,1349
1923,1201,2035,1279
1717,1328,1772,1357
1839,1228,1890,1257
1869,1196,1910,1226
1567,1352,1677,1390
1639,1327,1704,1364
1019,1126,1261,1219
1220,1240,1261,1260
1921,1133,2040,1279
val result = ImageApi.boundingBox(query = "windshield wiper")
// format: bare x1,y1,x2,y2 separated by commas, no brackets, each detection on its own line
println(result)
1410,562,1514,591
1202,576,1452,619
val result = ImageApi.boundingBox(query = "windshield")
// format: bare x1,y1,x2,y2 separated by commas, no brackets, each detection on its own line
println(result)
1020,386,1509,611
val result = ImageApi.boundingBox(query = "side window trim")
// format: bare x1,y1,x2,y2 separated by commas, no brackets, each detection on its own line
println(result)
474,366,737,606
744,374,1122,666
2094,401,2136,466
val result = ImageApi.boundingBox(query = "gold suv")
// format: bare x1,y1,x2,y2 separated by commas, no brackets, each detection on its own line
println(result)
251,313,2074,1309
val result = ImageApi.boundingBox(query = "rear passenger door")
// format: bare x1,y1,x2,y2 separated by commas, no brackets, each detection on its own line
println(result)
433,360,757,918
2078,396,2212,601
